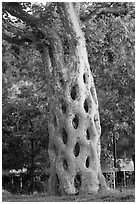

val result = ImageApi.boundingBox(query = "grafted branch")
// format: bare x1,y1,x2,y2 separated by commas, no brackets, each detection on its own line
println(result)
80,6,128,21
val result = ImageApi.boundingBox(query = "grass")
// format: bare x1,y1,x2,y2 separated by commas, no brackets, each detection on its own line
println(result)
2,188,135,202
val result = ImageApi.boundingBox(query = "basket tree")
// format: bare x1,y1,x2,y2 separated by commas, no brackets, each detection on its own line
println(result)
47,3,106,195
3,2,128,195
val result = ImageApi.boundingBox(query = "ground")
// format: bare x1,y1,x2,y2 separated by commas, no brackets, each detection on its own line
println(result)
2,187,135,202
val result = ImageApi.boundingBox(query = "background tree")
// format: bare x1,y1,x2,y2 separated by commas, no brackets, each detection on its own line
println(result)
2,39,50,173
83,2,135,166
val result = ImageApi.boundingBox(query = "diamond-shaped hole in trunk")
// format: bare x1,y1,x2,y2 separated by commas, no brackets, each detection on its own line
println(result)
84,99,89,113
63,159,68,171
71,85,77,100
86,129,90,140
85,156,90,168
61,100,67,113
62,128,68,144
74,173,81,193
74,142,80,157
83,73,87,83
72,115,79,129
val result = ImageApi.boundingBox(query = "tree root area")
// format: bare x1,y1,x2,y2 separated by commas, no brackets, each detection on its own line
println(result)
2,188,135,202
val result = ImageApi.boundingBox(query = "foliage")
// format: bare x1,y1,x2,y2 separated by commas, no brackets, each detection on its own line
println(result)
2,41,50,171
84,2,135,161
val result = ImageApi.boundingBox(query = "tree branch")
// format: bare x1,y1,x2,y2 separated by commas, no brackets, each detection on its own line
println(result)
3,2,65,78
80,7,128,21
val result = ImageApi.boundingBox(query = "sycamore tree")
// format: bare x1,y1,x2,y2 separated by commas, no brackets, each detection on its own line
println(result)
2,2,134,195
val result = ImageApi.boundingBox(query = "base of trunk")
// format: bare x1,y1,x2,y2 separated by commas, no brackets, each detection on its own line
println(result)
48,168,108,196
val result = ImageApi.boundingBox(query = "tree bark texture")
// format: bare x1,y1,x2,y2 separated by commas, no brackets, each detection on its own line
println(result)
48,2,107,195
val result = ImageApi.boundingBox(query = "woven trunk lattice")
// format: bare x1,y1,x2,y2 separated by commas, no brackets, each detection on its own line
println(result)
48,3,105,195
48,61,102,195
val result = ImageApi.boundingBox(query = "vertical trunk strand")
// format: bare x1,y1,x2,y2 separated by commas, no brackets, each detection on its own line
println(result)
48,2,107,195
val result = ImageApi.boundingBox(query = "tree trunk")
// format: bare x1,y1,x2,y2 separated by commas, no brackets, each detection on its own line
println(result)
48,2,107,195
